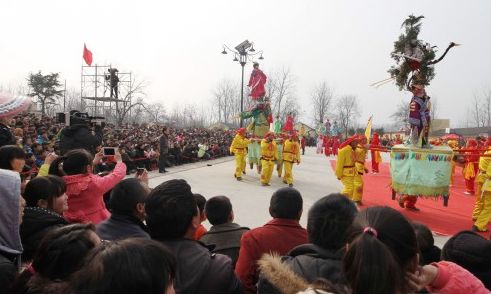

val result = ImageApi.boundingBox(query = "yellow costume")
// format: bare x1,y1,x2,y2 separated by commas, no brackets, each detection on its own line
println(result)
473,148,491,231
335,145,356,200
230,133,250,180
282,139,301,185
260,139,278,185
447,140,458,185
353,144,368,203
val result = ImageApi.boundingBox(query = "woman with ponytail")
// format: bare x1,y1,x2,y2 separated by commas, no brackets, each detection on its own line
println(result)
343,206,489,294
50,149,126,224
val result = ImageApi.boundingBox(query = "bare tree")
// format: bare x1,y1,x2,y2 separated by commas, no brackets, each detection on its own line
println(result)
115,76,147,126
335,95,360,137
391,99,409,129
212,78,240,125
429,97,438,120
266,66,296,120
311,81,333,124
145,102,167,124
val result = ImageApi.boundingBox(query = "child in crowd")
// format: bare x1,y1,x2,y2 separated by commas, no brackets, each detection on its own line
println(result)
193,193,208,240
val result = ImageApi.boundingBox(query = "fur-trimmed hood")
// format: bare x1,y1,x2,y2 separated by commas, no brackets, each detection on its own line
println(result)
258,253,335,294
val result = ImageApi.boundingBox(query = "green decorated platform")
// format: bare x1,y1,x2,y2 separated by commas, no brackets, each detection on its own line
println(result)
390,145,453,206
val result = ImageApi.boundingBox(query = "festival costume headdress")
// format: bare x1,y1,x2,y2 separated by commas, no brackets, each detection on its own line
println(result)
0,93,31,118
236,128,247,135
338,135,360,149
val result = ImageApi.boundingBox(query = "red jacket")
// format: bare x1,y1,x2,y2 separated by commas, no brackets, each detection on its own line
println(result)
63,162,126,224
235,218,308,294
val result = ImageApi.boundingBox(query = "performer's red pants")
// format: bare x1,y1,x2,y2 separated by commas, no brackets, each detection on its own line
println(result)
465,162,479,194
403,195,418,208
370,151,379,173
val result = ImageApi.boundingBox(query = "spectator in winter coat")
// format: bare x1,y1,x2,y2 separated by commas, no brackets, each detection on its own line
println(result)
145,179,242,294
441,230,491,290
199,196,250,268
97,178,151,241
0,169,25,294
235,187,308,294
258,193,357,293
51,149,126,224
20,176,69,263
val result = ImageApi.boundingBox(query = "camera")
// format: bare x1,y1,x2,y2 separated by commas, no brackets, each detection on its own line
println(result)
56,111,105,128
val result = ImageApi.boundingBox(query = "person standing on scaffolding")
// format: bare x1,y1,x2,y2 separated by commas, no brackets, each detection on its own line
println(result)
106,68,119,98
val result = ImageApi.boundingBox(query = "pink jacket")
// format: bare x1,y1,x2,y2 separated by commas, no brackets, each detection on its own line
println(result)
428,261,490,294
63,162,126,224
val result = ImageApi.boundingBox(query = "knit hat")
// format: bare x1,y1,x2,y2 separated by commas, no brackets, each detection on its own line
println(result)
0,93,31,118
339,135,360,149
441,230,491,272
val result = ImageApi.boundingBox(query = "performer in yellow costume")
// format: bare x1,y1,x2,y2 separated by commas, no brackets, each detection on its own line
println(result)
447,139,459,185
260,132,277,186
275,133,286,178
282,133,301,187
353,135,368,205
472,138,491,232
229,128,250,181
335,135,360,200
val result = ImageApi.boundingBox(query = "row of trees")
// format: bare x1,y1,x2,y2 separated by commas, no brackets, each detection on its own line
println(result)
468,90,491,128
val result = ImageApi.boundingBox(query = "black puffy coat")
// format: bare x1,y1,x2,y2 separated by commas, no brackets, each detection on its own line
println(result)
59,124,102,155
257,243,345,294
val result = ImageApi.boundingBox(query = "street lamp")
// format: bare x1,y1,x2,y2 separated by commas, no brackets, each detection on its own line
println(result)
221,40,264,127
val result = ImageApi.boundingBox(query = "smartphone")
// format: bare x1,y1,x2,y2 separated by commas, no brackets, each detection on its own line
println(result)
136,168,145,175
103,147,116,156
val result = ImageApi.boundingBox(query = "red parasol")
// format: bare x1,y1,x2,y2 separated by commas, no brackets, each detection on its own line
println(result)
441,134,460,140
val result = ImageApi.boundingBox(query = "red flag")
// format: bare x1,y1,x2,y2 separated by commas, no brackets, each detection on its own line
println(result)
83,43,93,66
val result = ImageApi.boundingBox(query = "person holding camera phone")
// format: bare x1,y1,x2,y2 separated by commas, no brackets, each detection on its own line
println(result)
50,148,126,224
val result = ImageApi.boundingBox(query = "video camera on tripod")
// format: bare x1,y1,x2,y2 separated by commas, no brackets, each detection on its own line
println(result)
56,110,106,128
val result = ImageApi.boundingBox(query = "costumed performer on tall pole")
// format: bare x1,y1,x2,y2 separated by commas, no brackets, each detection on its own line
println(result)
242,62,272,174
282,132,301,187
472,138,491,232
230,128,250,181
335,135,360,200
260,132,277,186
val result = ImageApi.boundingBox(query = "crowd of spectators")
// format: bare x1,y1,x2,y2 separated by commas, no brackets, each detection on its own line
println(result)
3,113,234,177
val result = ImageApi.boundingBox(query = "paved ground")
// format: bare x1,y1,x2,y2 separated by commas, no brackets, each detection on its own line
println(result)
145,147,449,247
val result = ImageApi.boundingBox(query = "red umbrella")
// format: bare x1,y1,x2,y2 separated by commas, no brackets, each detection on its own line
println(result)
441,134,460,140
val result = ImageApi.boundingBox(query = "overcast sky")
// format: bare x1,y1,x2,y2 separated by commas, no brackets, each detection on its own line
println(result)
1,0,490,127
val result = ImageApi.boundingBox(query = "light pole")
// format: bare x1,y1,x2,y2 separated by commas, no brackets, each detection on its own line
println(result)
221,40,264,127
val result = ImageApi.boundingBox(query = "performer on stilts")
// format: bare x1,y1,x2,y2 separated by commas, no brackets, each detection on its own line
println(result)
230,128,250,181
282,132,301,187
316,135,324,154
472,138,491,232
260,132,277,186
335,135,360,200
332,136,340,156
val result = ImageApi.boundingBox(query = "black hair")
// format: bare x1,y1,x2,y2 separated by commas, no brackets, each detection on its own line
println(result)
109,178,149,215
145,179,197,239
50,149,93,176
23,175,66,209
269,187,303,220
412,221,434,251
194,193,206,214
0,145,26,170
70,238,176,294
343,206,418,294
22,224,98,293
307,194,357,250
205,196,232,226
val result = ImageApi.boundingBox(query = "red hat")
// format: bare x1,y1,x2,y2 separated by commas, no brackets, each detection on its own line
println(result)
0,93,31,118
236,128,247,135
264,132,275,139
339,135,360,149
